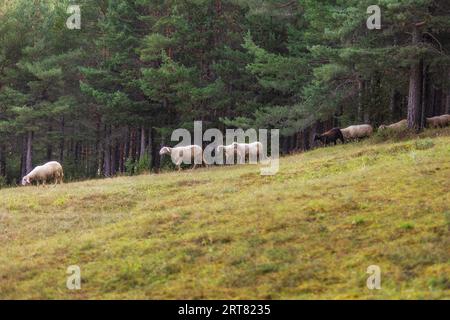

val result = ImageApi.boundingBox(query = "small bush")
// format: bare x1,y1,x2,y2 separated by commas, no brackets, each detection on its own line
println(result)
352,217,365,226
399,222,414,230
445,211,450,230
0,176,7,189
428,276,450,290
125,155,151,175
373,128,410,142
136,154,150,174
414,138,435,150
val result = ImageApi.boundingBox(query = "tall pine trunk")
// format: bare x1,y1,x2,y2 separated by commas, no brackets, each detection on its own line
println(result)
147,128,152,171
309,123,317,149
95,116,102,176
446,90,450,114
47,124,53,161
420,64,426,129
0,145,5,177
59,116,65,162
407,26,423,130
20,136,26,177
119,142,124,173
303,128,311,151
25,131,33,174
140,127,146,161
357,78,364,122
103,125,112,177
446,70,450,113
389,90,402,121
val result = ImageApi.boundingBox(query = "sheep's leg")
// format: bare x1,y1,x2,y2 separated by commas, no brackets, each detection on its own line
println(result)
232,154,237,165
191,163,197,170
257,145,267,163
202,155,209,168
230,153,236,165
238,151,245,164
260,151,268,163
175,158,182,172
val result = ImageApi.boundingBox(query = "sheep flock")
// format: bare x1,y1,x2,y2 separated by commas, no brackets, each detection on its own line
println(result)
20,113,450,183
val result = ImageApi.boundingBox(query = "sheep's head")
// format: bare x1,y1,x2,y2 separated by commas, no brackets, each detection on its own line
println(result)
313,134,322,142
378,125,386,131
21,176,31,186
216,145,224,153
159,147,171,156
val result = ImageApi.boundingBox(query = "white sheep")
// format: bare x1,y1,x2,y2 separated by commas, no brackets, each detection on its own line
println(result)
426,114,450,128
21,161,64,186
232,142,267,164
159,145,207,171
340,124,373,141
216,144,240,165
378,119,407,131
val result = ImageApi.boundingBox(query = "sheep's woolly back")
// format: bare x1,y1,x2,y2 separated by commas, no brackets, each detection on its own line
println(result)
161,145,204,165
443,115,450,125
217,144,237,157
379,119,407,131
23,161,63,184
233,142,263,154
232,142,265,162
342,124,373,139
340,127,352,140
426,114,450,128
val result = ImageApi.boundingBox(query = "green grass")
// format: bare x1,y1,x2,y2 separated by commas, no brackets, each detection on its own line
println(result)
0,129,449,299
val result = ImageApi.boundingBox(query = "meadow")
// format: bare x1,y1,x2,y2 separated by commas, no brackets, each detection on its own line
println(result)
0,129,449,299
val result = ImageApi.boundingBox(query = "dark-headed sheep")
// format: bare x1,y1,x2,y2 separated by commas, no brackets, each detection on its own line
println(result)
314,128,345,146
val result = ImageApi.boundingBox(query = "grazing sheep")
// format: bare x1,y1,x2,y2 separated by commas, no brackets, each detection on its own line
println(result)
378,119,407,131
444,114,450,125
21,161,64,186
340,124,373,141
426,114,450,128
216,144,239,165
220,141,270,163
314,128,345,146
159,145,207,171
231,142,267,164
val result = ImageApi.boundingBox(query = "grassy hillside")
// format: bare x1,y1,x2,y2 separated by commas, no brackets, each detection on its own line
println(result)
0,130,449,299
